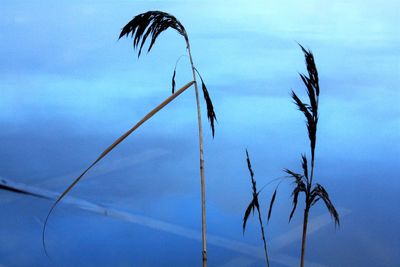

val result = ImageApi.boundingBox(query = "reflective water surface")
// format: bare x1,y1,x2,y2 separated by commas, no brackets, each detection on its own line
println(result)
0,1,399,266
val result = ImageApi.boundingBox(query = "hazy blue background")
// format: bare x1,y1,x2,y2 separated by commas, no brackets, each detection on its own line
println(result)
0,1,399,266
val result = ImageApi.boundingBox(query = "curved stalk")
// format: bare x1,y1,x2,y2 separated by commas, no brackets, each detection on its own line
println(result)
186,41,207,267
118,11,212,266
41,81,194,256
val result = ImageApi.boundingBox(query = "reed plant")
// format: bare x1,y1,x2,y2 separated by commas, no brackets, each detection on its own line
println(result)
243,150,271,267
42,11,216,267
243,45,340,267
286,45,340,267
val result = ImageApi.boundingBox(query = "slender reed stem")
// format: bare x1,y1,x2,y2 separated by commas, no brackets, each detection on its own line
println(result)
42,81,195,256
300,206,309,267
257,209,270,267
186,41,207,267
301,93,317,267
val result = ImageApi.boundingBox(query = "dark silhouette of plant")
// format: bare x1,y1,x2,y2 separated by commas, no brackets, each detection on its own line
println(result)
288,45,339,267
243,45,339,267
268,45,339,267
42,11,216,267
243,150,271,267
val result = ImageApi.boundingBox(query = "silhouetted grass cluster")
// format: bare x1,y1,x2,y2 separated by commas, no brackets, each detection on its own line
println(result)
0,9,343,267
243,45,339,267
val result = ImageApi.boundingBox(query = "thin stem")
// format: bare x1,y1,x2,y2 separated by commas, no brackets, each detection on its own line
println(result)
302,155,314,267
174,54,189,70
300,206,309,267
42,81,195,256
186,41,207,267
257,208,270,267
258,175,290,193
309,134,316,187
304,139,315,263
309,95,318,187
302,90,318,267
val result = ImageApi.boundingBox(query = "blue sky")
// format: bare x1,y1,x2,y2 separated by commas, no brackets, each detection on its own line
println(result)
0,1,399,266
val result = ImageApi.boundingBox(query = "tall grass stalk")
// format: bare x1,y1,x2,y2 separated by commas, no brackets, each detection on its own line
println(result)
243,150,271,267
285,45,340,267
42,11,216,267
256,45,340,267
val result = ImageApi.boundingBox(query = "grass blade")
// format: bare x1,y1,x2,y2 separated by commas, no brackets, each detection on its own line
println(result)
301,154,309,182
313,184,340,227
243,199,256,234
289,186,300,222
194,68,217,137
172,69,176,94
267,188,277,223
42,80,194,256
